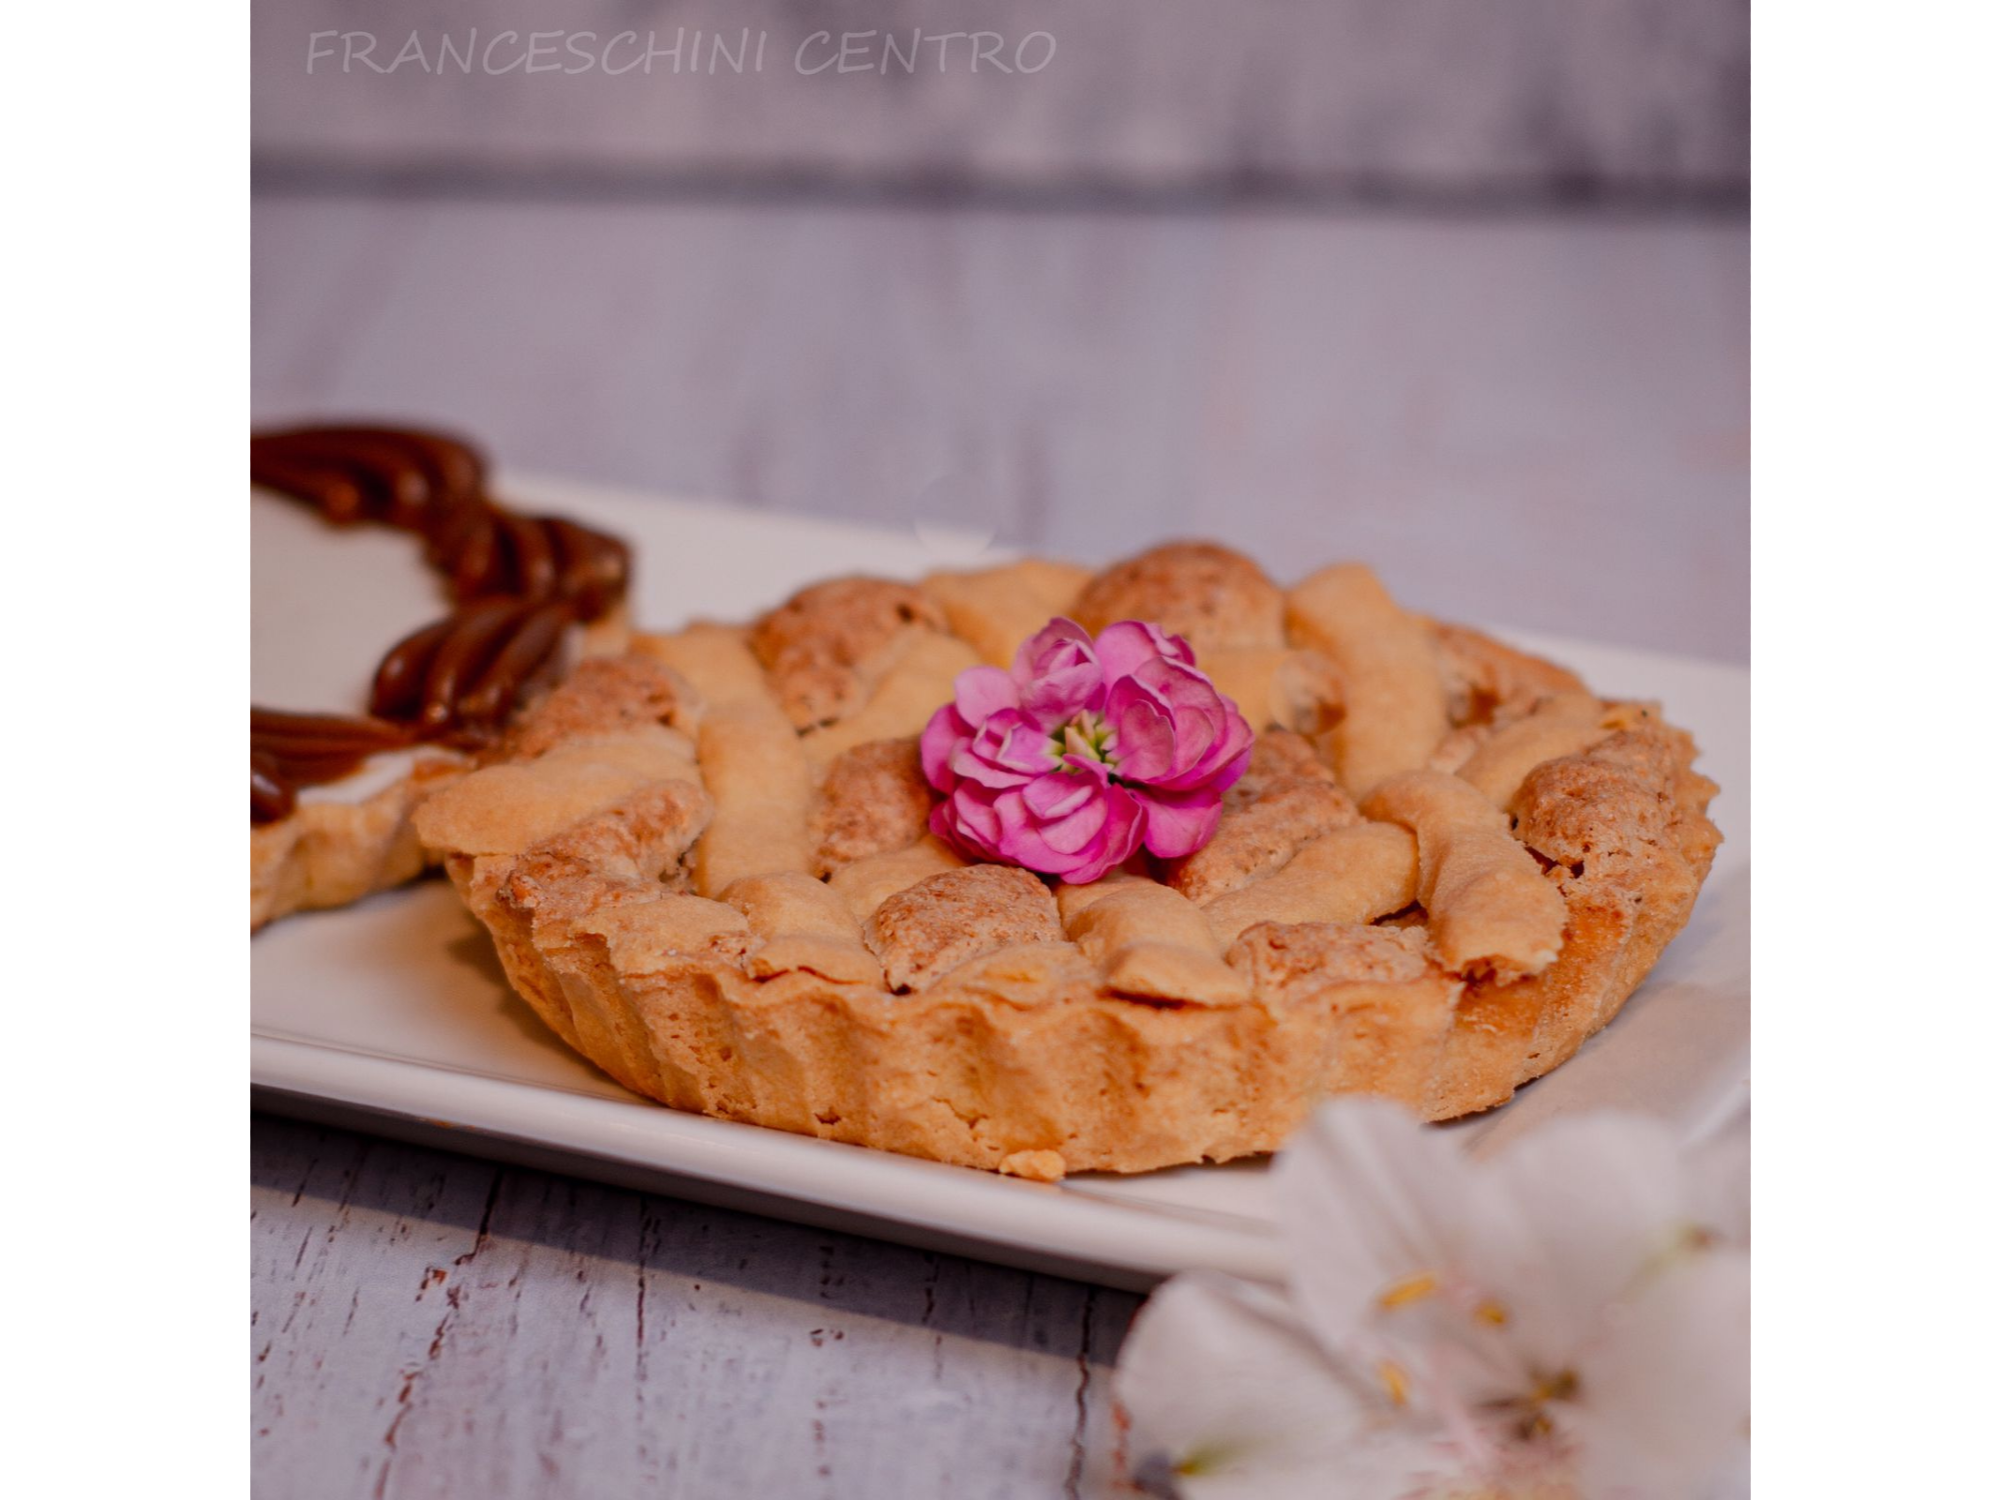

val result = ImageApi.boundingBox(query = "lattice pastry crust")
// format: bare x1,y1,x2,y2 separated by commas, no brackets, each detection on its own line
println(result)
415,545,1719,1178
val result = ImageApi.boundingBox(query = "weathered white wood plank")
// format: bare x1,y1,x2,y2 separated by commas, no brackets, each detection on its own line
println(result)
251,1119,1140,1499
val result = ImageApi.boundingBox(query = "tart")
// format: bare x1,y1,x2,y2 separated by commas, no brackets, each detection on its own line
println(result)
415,543,1719,1178
250,426,632,929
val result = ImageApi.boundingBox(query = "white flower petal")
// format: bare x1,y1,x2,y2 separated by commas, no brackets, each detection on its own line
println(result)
1116,1272,1450,1500
1276,1101,1493,1347
1472,1113,1701,1370
1124,1103,1751,1500
1562,1250,1751,1500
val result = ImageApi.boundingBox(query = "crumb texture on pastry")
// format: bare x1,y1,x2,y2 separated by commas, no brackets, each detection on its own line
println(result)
810,736,936,875
1166,730,1359,903
865,865,1065,993
749,578,946,730
1073,541,1285,657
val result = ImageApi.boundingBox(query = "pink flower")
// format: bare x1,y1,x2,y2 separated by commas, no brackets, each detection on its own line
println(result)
920,618,1254,884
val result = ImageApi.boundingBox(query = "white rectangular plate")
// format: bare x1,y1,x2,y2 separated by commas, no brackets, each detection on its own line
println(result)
253,475,1749,1291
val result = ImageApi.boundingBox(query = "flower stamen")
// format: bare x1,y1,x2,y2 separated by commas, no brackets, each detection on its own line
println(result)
1530,1370,1579,1405
1052,711,1119,769
1378,1359,1412,1407
1377,1271,1440,1310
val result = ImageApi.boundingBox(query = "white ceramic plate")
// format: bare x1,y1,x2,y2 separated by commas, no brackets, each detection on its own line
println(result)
252,475,1749,1291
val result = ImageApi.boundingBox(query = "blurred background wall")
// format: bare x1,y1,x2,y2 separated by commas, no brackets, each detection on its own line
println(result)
242,0,1992,672
254,0,1746,202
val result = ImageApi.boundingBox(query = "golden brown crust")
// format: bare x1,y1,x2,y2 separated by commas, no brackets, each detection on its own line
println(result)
1430,620,1588,726
1227,924,1462,1107
797,632,982,768
865,865,1065,993
421,558,1721,1177
1362,770,1569,983
499,655,696,760
1285,563,1449,795
1073,541,1285,657
1202,646,1344,736
749,578,947,730
1058,873,1249,1006
1166,731,1360,904
920,559,1091,667
251,651,689,932
809,736,936,875
251,751,467,930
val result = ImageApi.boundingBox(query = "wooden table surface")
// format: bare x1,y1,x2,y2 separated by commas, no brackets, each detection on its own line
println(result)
252,1121,1132,1498
251,192,1747,1498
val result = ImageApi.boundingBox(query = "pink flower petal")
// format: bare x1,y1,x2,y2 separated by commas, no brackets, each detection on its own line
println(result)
1134,785,1224,858
1015,621,1104,723
1105,681,1178,782
1013,616,1092,665
1039,801,1106,857
948,786,1005,851
953,664,1019,725
920,704,971,791
993,714,1059,773
926,612,1251,878
1023,769,1098,821
953,709,1054,788
1059,786,1145,881
1095,619,1193,681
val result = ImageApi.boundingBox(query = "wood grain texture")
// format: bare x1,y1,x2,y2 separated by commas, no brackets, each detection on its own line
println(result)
252,1117,1141,1498
252,195,1747,659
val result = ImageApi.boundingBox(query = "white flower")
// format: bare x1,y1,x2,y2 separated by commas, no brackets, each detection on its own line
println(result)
1116,1099,1749,1500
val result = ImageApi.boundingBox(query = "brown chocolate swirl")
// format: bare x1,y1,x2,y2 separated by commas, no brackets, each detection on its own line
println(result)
250,710,416,824
251,424,633,825
370,599,571,734
251,426,629,620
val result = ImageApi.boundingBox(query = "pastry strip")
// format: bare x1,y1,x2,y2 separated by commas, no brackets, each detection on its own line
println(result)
692,703,814,895
1057,873,1249,1006
1166,746,1358,905
1201,646,1343,735
864,865,1064,993
1363,770,1567,981
415,728,698,857
1285,563,1448,795
800,632,982,767
921,559,1091,666
635,622,766,710
640,622,827,892
724,871,883,986
826,834,967,923
1201,822,1419,947
1455,693,1611,809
